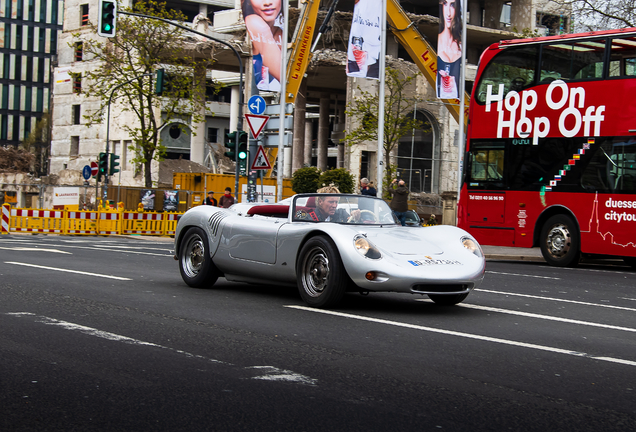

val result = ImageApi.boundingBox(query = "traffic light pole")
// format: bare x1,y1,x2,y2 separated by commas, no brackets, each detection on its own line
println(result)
103,73,153,204
118,11,245,201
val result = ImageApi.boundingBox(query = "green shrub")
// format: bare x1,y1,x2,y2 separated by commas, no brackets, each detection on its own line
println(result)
319,168,355,194
291,166,322,193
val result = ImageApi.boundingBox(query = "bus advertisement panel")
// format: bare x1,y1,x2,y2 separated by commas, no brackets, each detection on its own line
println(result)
458,28,636,267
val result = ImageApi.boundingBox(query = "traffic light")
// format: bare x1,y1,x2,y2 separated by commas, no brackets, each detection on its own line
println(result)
155,69,165,95
98,152,108,181
224,131,237,160
98,0,117,38
109,153,120,175
237,131,248,174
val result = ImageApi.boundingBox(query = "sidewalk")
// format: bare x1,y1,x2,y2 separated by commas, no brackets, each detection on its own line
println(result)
482,245,545,262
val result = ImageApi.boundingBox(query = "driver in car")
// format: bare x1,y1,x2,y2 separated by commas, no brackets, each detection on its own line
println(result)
306,186,362,222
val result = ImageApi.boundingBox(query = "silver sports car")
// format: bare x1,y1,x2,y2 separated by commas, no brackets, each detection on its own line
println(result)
174,193,485,308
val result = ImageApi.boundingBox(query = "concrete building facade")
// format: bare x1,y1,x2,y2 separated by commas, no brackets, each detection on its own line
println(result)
0,0,63,150
46,0,570,200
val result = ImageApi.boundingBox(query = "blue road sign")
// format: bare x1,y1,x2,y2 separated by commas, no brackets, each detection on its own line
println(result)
248,95,266,115
82,165,91,180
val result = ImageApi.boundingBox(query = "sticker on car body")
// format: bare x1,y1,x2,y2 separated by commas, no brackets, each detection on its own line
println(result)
409,256,462,266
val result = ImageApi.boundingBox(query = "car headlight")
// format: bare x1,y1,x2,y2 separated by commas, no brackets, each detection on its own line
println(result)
462,236,483,257
354,235,382,260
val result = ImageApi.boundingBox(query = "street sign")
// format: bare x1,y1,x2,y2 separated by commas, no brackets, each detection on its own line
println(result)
245,114,269,139
248,95,266,115
263,132,292,147
264,116,294,130
90,161,99,177
251,145,272,170
82,165,92,180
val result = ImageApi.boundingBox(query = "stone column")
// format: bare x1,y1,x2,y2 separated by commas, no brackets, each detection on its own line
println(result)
317,93,330,171
190,63,206,164
304,118,313,166
336,105,345,168
292,80,306,173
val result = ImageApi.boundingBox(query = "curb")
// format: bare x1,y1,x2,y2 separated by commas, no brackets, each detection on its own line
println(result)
485,254,545,262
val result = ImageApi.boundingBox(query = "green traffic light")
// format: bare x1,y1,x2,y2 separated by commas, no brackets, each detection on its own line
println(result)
238,151,247,160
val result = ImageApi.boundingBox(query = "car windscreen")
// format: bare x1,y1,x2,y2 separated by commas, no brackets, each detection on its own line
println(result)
292,194,398,225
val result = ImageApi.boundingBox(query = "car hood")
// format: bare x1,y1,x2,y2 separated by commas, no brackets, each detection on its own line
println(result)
366,229,444,256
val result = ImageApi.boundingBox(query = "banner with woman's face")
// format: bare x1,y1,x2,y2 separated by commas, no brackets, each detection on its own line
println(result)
346,0,382,80
437,0,463,99
242,0,284,91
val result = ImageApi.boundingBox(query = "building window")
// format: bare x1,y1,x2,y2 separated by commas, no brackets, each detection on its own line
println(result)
207,127,218,143
81,4,89,26
397,110,437,193
70,136,79,156
72,104,81,124
74,42,83,61
72,73,82,94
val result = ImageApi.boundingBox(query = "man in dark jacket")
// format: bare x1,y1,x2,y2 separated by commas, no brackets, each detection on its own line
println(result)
204,191,217,206
389,179,409,226
359,178,377,197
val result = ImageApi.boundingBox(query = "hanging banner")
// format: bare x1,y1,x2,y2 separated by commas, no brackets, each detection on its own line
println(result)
346,0,382,79
437,0,463,99
242,0,284,91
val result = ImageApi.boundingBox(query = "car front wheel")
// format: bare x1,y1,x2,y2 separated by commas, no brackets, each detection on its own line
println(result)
179,227,220,288
296,236,347,308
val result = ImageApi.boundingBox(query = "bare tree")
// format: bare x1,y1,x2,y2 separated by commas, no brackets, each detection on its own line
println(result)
345,67,425,199
79,0,212,187
562,0,636,31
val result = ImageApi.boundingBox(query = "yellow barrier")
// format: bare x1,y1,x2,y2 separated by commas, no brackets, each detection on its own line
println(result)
1,205,183,237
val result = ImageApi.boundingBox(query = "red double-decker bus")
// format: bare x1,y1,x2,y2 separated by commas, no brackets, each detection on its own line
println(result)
458,28,636,267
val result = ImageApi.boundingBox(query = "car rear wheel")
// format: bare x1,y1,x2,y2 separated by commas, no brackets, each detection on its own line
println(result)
428,293,468,306
179,227,220,288
540,214,580,267
296,236,347,308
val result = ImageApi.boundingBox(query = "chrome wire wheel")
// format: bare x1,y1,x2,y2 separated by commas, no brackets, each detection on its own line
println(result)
182,234,205,278
545,223,571,259
300,246,330,297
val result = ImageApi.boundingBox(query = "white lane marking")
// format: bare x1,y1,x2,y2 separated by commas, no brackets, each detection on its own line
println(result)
478,289,636,312
0,239,170,257
0,246,72,254
4,262,132,281
6,313,317,386
456,303,636,333
486,270,560,280
246,366,317,385
620,297,636,302
285,306,636,367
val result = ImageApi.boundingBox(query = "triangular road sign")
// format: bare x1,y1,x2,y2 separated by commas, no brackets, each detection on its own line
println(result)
245,114,269,139
251,145,272,170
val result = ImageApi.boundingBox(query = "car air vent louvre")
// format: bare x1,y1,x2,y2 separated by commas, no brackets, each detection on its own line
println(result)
208,212,227,236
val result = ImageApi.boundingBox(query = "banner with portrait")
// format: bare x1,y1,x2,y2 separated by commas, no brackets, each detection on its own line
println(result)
437,0,463,99
163,190,178,212
242,0,284,91
346,0,382,80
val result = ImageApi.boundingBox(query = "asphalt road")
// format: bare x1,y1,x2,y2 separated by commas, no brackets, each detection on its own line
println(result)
1,235,635,431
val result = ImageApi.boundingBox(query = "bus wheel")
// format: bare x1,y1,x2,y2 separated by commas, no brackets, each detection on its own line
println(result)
540,214,580,267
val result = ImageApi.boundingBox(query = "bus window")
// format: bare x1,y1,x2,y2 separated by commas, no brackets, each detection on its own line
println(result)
540,39,606,83
475,45,538,104
609,139,636,193
468,144,504,188
609,37,636,77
